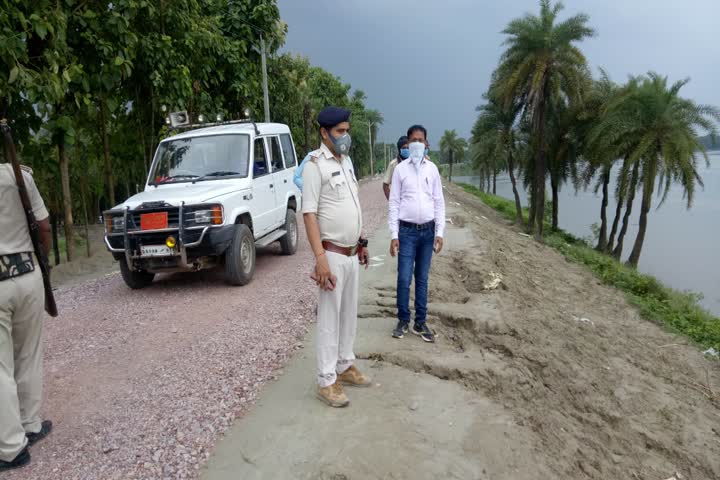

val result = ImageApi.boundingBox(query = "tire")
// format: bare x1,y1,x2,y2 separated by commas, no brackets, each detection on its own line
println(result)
279,208,299,255
225,224,256,286
119,258,155,289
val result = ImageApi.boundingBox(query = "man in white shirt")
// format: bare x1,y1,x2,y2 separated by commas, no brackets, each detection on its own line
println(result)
388,125,446,342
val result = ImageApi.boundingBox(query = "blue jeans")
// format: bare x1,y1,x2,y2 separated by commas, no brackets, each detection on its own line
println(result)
397,224,435,326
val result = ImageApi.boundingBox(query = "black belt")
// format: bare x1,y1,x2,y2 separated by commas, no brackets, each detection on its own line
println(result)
399,220,435,230
0,252,35,281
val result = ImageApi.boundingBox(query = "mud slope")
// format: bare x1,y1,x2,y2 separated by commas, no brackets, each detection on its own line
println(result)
358,183,720,480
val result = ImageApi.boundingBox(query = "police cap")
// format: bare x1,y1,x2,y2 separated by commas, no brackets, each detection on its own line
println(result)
317,107,351,129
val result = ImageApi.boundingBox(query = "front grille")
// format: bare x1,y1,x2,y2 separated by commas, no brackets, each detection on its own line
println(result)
126,230,204,252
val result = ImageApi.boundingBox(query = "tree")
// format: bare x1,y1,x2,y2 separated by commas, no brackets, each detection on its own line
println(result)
439,130,467,183
590,73,720,267
471,92,525,224
3,0,381,265
577,71,621,251
495,0,595,239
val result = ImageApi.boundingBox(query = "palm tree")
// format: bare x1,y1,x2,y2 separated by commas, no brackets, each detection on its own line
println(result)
472,92,525,224
577,70,621,250
439,129,467,183
495,0,595,239
545,96,587,231
591,73,720,267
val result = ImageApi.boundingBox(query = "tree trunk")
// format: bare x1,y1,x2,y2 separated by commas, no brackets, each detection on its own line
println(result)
607,157,629,253
550,173,559,231
449,150,454,182
100,99,115,207
50,211,60,266
613,160,640,260
58,140,75,262
527,178,537,233
486,171,491,192
534,99,547,240
596,165,611,251
81,181,91,258
492,167,497,195
627,161,655,268
507,140,523,225
607,198,623,253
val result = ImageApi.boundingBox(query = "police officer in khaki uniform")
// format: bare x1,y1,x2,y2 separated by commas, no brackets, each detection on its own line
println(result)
0,161,53,471
382,136,409,200
302,107,372,407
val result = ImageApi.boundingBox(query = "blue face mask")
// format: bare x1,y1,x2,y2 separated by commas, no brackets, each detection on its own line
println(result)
400,148,410,159
327,132,352,156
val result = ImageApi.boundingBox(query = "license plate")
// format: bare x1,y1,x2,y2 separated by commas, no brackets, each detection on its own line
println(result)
140,212,168,230
140,245,174,257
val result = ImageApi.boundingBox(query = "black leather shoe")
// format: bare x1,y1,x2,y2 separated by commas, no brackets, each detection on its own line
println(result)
27,420,53,447
0,447,30,471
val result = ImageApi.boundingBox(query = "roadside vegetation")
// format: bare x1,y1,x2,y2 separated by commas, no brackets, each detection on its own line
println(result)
1,1,383,265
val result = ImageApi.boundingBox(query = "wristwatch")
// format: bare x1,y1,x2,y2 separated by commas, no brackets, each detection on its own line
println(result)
358,238,369,248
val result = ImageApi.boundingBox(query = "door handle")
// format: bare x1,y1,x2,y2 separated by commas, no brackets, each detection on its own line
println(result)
269,184,273,188
284,179,287,183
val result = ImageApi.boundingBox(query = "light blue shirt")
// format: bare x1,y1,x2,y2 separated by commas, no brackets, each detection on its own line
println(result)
293,153,312,191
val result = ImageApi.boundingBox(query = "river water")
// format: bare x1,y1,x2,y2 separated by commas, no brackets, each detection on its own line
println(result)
455,152,720,316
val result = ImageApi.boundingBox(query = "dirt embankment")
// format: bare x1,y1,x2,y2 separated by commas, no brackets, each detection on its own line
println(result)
204,182,719,480
359,184,720,479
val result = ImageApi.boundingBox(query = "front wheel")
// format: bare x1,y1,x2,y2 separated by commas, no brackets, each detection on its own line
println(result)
225,224,256,286
279,209,298,255
119,258,155,289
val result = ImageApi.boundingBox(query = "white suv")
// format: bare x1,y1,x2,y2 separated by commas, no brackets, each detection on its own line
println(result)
103,120,301,289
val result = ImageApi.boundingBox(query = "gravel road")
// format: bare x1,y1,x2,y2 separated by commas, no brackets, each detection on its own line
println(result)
7,177,388,480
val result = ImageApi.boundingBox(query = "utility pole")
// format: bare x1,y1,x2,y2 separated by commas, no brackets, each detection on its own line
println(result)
367,122,374,176
260,34,270,123
384,143,388,172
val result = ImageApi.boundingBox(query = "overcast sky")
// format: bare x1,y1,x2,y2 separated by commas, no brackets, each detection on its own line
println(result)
277,0,719,146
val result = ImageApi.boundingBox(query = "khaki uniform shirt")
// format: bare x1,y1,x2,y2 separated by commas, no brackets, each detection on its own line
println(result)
383,158,401,185
301,143,362,248
0,164,49,256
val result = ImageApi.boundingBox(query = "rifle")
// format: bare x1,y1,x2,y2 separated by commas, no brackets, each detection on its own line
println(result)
1,118,58,317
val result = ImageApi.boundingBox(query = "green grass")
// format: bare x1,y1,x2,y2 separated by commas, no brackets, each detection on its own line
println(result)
458,183,720,352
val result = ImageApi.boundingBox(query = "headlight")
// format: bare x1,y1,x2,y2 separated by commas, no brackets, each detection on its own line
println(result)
105,214,125,233
193,205,223,225
112,216,125,231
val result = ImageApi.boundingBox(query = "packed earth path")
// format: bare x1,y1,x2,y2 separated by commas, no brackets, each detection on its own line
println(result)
204,183,720,480
6,177,387,480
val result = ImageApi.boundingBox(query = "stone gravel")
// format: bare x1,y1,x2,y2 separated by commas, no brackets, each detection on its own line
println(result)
6,177,388,480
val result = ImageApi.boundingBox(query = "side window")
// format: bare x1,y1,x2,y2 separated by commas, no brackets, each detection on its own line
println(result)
268,136,284,172
253,138,269,177
280,134,297,168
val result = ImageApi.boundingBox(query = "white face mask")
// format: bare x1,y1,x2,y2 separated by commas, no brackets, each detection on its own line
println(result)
408,142,425,164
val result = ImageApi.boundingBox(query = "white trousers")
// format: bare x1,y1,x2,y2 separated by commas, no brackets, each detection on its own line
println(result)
0,268,44,462
316,252,359,387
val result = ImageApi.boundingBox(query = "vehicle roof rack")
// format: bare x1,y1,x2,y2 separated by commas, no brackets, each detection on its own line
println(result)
169,118,260,136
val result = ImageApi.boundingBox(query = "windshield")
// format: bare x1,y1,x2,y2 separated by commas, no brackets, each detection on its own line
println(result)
150,134,250,185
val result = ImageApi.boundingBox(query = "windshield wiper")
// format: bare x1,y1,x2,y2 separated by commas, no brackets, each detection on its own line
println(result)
192,171,240,183
154,174,199,186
